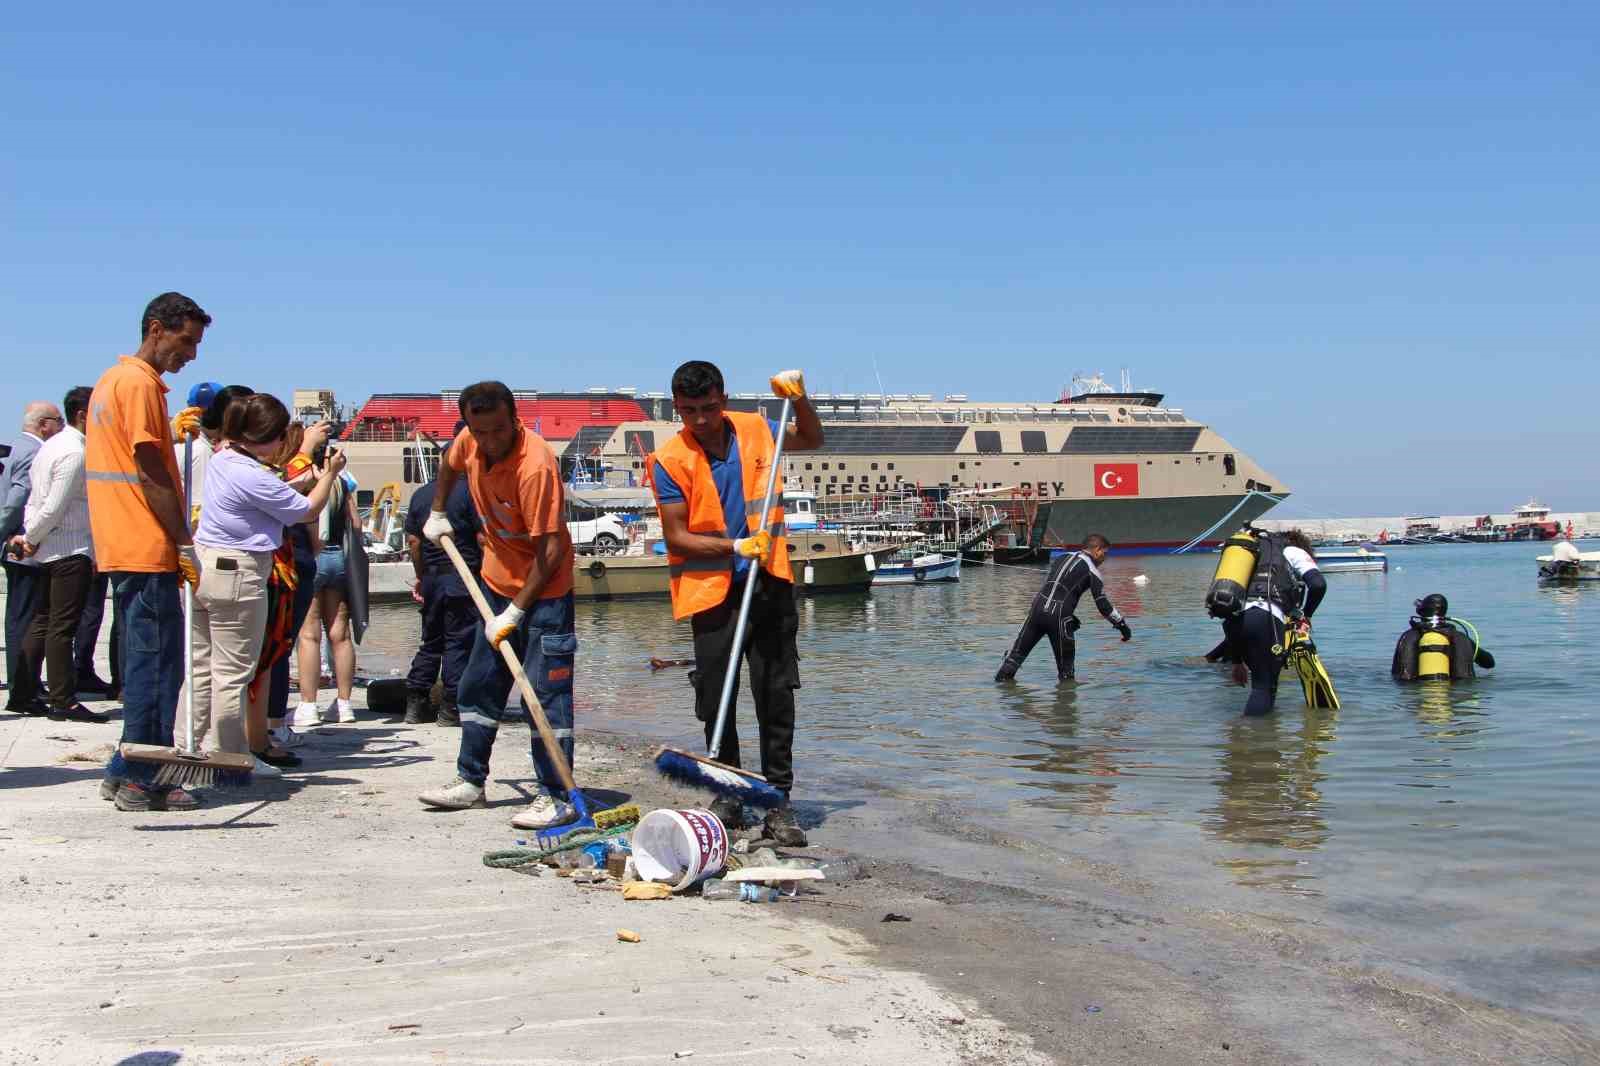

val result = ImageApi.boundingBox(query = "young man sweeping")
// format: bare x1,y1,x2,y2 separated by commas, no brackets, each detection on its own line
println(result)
416,381,580,831
650,361,822,845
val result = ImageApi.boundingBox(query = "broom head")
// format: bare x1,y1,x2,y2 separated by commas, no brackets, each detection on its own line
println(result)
653,746,785,809
119,743,255,790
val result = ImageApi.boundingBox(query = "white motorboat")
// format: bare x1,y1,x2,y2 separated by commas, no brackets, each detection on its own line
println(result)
1313,547,1388,574
1537,541,1600,582
872,551,962,585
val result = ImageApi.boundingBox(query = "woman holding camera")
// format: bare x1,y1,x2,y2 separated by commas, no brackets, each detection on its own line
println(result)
184,394,347,775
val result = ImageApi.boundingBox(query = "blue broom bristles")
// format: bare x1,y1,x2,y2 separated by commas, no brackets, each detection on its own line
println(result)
653,747,785,809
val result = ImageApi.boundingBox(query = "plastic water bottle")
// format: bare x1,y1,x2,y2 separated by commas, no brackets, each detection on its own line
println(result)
814,856,863,882
701,878,781,903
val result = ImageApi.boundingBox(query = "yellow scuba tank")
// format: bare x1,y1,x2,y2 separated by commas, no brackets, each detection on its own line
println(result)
1205,529,1259,618
1417,629,1452,681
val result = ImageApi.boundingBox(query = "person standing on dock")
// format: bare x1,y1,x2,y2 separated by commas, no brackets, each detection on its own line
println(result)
416,381,580,831
995,534,1131,683
650,360,823,845
402,450,481,726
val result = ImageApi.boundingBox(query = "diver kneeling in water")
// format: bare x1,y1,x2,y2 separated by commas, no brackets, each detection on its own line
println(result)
1204,529,1327,716
1392,593,1495,681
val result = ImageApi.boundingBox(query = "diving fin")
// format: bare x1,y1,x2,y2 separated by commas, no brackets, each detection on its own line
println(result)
1290,643,1340,710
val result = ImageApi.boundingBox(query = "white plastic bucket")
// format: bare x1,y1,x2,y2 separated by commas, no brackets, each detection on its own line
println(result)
631,808,729,892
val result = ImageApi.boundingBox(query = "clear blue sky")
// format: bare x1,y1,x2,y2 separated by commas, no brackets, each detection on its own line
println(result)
4,3,1595,517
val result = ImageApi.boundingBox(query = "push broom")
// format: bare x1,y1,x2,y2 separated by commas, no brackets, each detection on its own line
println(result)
652,398,790,810
438,534,638,845
119,435,255,789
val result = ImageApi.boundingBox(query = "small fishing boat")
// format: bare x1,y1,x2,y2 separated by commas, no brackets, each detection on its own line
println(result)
871,551,962,585
1536,542,1600,583
1312,547,1388,574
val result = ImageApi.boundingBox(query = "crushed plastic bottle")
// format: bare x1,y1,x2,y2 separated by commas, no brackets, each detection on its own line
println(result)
814,856,863,882
701,878,781,903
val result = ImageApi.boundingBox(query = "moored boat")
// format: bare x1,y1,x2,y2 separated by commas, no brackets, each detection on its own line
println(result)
872,551,961,585
1536,542,1600,583
1311,547,1388,574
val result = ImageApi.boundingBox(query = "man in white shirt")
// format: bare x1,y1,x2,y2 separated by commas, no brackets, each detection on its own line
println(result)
2,400,61,710
8,387,104,722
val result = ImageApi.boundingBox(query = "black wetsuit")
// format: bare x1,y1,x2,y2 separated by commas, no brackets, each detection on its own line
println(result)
1206,540,1328,716
997,551,1127,681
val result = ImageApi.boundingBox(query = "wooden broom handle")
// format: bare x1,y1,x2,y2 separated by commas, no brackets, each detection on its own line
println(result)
439,534,577,794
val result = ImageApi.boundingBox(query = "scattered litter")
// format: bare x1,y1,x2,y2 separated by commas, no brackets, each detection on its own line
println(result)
623,881,672,901
946,1016,966,1026
43,734,77,742
97,1001,112,1009
673,1052,694,1060
504,1018,525,1034
1133,574,1150,585
1085,1005,1102,1014
616,929,642,943
59,743,114,764
29,836,69,845
572,869,608,884
881,913,911,923
387,1023,420,1031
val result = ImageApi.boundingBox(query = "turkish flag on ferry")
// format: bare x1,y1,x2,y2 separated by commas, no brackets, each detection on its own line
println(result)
1093,463,1139,497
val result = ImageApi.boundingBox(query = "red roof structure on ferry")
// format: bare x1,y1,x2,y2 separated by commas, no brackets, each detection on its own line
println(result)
342,393,650,443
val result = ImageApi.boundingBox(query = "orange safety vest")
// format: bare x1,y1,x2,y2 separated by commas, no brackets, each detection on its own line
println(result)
652,412,791,620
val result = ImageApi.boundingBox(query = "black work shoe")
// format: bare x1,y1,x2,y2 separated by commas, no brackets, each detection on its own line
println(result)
709,794,745,831
76,675,115,696
403,691,435,725
437,700,460,727
49,702,111,724
763,802,808,847
6,697,49,715
254,748,302,769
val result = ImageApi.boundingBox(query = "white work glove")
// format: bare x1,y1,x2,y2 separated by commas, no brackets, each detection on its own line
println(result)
733,529,772,563
487,603,525,649
422,510,453,546
770,369,806,400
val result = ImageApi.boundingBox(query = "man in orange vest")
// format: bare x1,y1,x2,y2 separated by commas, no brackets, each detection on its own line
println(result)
650,360,823,845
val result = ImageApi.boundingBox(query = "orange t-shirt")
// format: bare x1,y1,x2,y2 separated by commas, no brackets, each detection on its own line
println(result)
85,356,184,573
447,427,574,600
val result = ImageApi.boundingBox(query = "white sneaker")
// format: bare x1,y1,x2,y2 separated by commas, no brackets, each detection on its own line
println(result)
418,776,486,810
270,725,304,749
510,786,576,830
252,757,283,779
291,702,321,728
333,698,356,724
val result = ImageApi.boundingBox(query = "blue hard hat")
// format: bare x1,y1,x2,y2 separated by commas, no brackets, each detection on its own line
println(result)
187,381,225,410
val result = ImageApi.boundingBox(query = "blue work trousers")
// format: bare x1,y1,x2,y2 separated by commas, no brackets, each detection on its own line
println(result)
105,572,183,787
405,572,476,700
455,591,576,795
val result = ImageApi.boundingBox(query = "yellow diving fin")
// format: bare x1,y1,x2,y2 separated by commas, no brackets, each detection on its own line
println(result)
1287,636,1340,710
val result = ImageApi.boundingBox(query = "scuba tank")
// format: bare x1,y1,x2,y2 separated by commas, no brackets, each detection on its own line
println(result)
1417,629,1453,681
1205,529,1259,618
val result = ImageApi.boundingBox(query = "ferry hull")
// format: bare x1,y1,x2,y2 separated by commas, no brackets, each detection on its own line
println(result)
1030,492,1286,555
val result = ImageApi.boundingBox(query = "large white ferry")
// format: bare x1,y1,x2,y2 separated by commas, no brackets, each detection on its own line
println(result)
329,373,1289,555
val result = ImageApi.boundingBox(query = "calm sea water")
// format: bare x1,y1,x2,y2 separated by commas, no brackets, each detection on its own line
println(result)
363,542,1599,1019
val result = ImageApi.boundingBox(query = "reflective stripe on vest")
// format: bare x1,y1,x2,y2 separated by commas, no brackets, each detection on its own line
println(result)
652,411,793,620
86,470,141,484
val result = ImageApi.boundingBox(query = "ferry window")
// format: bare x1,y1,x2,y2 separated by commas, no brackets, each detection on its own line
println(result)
887,462,895,470
830,476,837,484
870,462,878,470
1224,455,1236,476
958,461,966,469
1020,430,1047,453
804,462,812,471
973,430,1002,454
822,462,829,470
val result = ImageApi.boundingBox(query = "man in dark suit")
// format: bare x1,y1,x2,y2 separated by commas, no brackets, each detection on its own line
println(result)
3,401,63,711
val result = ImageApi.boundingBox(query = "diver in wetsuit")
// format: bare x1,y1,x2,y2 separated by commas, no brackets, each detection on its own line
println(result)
995,532,1131,683
1391,593,1495,680
1206,529,1327,716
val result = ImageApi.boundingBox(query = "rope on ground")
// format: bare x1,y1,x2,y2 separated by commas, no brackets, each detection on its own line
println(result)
482,824,635,869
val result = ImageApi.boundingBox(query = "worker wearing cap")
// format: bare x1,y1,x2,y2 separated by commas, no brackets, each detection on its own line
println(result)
650,361,822,846
416,380,580,831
